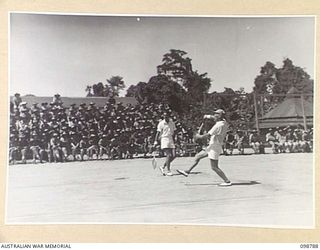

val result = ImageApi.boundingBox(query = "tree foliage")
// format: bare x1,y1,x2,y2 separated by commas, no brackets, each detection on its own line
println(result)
254,58,313,115
254,58,313,95
86,76,125,98
127,49,212,112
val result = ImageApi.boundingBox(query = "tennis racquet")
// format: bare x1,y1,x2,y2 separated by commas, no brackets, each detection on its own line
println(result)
151,149,157,169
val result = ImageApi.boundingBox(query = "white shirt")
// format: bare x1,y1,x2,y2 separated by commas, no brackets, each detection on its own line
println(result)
208,120,229,146
157,119,176,139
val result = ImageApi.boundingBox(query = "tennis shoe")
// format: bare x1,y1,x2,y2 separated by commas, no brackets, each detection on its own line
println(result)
218,182,232,187
166,171,173,176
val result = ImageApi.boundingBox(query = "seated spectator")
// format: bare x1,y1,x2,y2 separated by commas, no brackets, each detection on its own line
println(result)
266,129,278,153
249,130,261,154
235,130,245,155
50,133,62,163
224,130,236,155
301,130,312,153
9,134,19,164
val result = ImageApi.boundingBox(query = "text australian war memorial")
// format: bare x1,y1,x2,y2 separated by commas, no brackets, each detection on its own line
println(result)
8,50,314,164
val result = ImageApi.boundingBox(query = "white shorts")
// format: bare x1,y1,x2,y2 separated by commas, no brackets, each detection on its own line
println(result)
161,137,175,149
206,144,223,160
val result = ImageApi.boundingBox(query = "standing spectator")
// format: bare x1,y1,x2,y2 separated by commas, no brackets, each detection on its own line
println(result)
53,94,63,105
13,93,22,108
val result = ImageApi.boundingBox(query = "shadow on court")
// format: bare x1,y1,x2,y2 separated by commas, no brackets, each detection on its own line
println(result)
172,171,202,176
185,181,261,186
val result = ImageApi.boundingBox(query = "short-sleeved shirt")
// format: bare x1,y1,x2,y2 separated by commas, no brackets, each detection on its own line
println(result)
157,119,176,139
207,120,229,147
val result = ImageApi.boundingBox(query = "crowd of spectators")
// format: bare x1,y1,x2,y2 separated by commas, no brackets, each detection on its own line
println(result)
9,93,313,164
223,127,313,155
9,93,194,164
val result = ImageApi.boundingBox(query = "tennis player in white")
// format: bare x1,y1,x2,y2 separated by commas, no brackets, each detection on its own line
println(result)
193,109,232,186
154,112,176,176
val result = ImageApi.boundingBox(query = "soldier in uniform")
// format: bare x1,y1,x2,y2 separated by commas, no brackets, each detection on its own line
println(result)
98,134,109,160
79,135,88,161
87,133,99,160
249,130,261,154
9,134,19,164
70,131,80,161
19,134,29,164
60,132,70,162
50,133,61,162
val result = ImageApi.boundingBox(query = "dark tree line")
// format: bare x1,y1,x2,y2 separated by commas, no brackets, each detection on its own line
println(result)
86,76,125,98
85,50,313,130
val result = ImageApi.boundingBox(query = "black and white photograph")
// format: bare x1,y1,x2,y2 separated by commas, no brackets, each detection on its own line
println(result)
7,13,315,227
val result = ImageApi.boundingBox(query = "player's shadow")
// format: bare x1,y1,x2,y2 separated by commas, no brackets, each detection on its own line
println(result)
173,171,202,176
185,181,261,186
231,181,261,186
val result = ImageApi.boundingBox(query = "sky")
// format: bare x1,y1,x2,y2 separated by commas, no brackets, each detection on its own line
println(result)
10,14,315,97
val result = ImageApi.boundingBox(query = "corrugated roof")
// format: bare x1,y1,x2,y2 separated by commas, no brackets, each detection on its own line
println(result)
260,97,313,120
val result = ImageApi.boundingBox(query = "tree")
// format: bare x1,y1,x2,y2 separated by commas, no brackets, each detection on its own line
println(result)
254,58,314,115
85,85,93,97
92,82,104,96
275,58,313,94
146,75,188,112
157,49,193,86
156,49,212,105
253,61,278,94
107,76,125,97
126,82,148,103
84,76,126,97
185,71,211,103
254,58,313,95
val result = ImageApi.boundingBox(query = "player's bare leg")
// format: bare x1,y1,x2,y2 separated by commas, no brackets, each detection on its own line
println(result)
210,159,232,186
161,148,175,176
177,150,207,177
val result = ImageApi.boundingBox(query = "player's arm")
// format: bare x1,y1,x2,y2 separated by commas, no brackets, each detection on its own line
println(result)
154,131,160,145
154,122,162,146
195,132,211,141
196,123,223,140
197,123,204,134
203,115,215,119
172,121,177,142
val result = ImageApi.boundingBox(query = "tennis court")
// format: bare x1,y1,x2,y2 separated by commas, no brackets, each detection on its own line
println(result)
6,152,314,228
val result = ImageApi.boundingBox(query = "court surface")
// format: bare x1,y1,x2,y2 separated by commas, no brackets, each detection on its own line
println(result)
6,152,314,228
